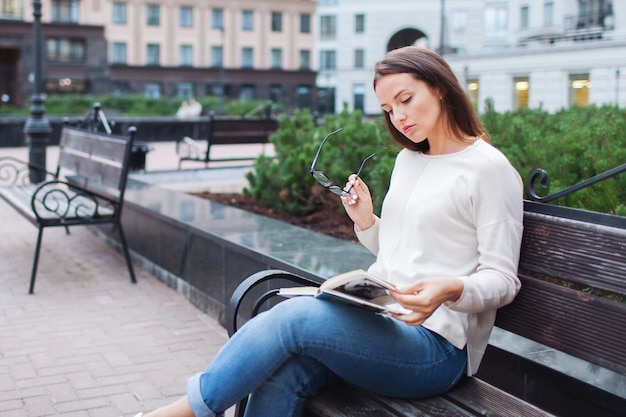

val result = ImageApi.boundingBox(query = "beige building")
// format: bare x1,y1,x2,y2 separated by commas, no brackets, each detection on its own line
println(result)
2,0,317,109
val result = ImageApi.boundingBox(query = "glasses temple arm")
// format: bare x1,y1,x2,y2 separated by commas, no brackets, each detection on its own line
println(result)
310,128,344,172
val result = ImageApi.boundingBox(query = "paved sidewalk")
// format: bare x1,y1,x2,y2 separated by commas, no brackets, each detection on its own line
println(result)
0,200,231,416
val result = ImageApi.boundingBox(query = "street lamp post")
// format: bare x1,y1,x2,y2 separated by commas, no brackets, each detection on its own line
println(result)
24,0,51,183
438,0,447,55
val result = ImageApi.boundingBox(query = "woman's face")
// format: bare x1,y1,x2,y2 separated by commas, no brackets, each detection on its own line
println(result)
375,73,444,145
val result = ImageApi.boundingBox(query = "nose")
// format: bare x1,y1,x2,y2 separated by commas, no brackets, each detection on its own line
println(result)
391,109,406,122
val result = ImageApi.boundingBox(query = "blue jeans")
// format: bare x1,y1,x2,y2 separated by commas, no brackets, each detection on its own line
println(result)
187,297,467,417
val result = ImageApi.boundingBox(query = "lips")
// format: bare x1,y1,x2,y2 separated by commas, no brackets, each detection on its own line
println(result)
402,124,415,134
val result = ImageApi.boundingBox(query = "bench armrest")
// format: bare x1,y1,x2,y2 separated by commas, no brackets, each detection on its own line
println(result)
226,269,320,336
176,136,206,159
0,156,56,186
30,178,118,221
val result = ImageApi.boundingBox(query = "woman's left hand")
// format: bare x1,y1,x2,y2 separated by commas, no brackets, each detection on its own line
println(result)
389,278,464,326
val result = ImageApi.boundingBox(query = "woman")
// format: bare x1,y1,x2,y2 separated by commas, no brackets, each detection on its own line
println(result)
138,46,523,417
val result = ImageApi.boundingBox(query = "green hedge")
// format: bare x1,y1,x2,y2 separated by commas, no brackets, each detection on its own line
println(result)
0,94,273,117
246,103,626,217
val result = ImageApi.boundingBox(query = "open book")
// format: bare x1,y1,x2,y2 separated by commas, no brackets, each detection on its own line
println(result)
278,269,412,315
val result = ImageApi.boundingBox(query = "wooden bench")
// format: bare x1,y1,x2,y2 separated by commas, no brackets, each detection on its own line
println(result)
0,126,138,293
175,111,278,168
226,167,626,417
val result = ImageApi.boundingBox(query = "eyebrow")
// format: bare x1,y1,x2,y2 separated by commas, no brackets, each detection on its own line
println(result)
380,89,410,109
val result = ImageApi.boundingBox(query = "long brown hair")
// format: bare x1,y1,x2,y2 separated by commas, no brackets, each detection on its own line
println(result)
373,46,488,152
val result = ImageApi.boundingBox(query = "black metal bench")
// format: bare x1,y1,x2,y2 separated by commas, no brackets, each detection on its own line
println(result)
226,166,626,417
175,111,278,168
0,125,138,293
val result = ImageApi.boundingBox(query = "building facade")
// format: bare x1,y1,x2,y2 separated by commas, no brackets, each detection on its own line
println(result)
0,0,317,110
316,0,625,115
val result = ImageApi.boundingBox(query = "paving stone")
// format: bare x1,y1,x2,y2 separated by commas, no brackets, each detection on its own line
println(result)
0,200,231,416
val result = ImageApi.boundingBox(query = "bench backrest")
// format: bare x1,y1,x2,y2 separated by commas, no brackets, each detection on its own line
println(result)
496,202,626,375
208,116,278,146
57,126,136,198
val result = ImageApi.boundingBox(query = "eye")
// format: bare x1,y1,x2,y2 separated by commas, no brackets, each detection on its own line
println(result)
401,96,412,104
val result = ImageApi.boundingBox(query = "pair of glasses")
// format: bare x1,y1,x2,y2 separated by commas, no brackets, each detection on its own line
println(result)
310,128,376,197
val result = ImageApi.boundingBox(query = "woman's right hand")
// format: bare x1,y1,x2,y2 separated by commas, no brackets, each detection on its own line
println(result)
341,175,376,231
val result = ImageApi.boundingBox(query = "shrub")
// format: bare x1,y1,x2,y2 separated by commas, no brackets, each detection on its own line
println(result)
245,106,398,215
248,103,626,217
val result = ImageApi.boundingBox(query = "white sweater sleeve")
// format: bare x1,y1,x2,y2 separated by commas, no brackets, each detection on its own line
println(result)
355,216,380,256
447,155,523,313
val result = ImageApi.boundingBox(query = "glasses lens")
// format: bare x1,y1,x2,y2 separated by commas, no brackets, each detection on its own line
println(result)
312,171,350,196
312,171,333,187
328,186,349,197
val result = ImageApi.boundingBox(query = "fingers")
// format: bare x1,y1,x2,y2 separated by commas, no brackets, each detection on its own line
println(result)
342,176,359,206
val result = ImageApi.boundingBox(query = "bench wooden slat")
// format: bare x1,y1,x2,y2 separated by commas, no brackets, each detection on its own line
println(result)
520,211,626,297
61,128,128,162
58,150,123,190
304,383,476,417
444,377,554,417
304,377,555,417
496,274,626,375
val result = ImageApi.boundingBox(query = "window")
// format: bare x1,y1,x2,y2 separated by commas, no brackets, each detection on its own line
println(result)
452,9,467,32
0,0,22,19
180,6,192,28
317,87,335,114
210,84,224,97
147,4,160,26
297,85,312,108
569,74,590,107
111,81,130,95
52,0,79,23
354,48,364,69
520,5,529,29
177,82,193,99
112,42,127,64
484,6,508,39
144,82,161,99
320,15,336,40
112,2,127,25
239,85,255,100
353,84,365,112
543,2,554,27
320,50,336,70
242,10,254,31
355,14,365,33
271,48,282,69
47,78,85,94
147,43,160,65
467,79,479,107
300,14,311,33
271,12,282,32
513,76,529,110
211,46,223,67
212,8,223,30
46,38,85,62
242,47,253,68
179,44,193,66
270,85,284,105
299,49,311,70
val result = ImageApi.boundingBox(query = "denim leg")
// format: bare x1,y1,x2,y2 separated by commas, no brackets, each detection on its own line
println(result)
187,296,466,417
243,356,339,417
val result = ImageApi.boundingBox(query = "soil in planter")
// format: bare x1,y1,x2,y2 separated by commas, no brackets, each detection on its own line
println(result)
192,191,358,243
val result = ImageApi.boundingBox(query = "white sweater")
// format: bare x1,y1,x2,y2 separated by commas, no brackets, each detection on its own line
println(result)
356,139,523,375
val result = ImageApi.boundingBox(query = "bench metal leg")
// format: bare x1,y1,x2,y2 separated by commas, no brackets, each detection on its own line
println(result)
234,398,247,417
117,223,137,284
29,227,44,294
